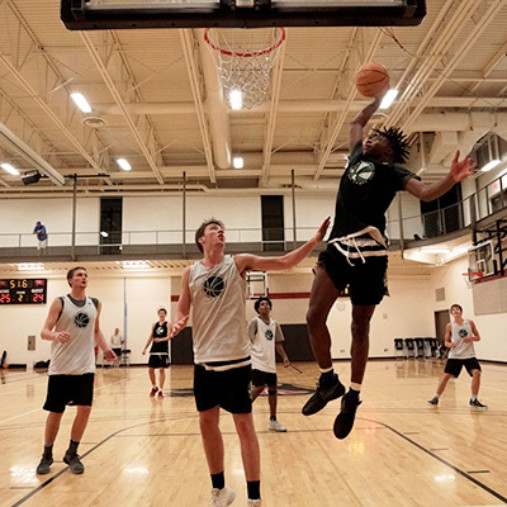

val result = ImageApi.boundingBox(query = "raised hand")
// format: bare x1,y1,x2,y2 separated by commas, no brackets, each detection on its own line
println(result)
450,150,477,182
314,217,331,242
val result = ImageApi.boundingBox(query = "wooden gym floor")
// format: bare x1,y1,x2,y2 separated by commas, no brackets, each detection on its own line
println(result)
1,360,506,507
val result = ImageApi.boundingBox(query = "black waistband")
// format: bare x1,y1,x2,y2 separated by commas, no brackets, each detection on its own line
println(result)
204,356,251,367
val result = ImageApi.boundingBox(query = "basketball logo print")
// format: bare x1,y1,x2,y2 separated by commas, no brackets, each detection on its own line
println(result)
74,312,90,328
203,275,226,298
459,328,468,338
265,329,274,341
348,160,375,185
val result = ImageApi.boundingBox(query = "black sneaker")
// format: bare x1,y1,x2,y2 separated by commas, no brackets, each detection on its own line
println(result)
333,395,362,440
302,376,345,416
469,399,487,409
427,396,439,406
63,452,84,474
36,455,53,475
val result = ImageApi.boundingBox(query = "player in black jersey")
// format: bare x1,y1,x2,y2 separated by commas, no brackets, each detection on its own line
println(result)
302,95,477,440
142,308,171,399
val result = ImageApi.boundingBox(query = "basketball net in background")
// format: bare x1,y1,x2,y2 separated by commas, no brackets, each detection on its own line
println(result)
204,28,286,109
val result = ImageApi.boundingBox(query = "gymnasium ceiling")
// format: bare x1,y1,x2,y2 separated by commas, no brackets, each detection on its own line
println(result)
0,0,506,198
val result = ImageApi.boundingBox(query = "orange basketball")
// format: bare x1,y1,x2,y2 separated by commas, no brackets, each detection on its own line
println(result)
355,62,390,97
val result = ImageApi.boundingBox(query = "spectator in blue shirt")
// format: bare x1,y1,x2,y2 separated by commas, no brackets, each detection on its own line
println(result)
33,221,48,255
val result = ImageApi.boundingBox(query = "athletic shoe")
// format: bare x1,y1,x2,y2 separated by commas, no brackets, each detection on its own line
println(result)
469,399,488,409
63,452,84,474
36,455,53,475
267,420,287,432
149,387,158,397
247,500,262,507
157,390,164,399
333,395,362,440
209,486,235,507
427,396,439,406
302,376,345,416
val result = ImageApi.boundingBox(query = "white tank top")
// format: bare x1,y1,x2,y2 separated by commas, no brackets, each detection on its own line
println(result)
250,317,279,374
48,295,98,375
189,255,250,368
448,319,476,360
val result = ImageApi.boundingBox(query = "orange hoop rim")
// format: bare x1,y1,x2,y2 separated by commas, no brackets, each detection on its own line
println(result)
204,27,286,58
462,271,484,278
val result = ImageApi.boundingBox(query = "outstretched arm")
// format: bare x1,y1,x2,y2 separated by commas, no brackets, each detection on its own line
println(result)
235,217,330,276
349,97,382,151
405,150,476,202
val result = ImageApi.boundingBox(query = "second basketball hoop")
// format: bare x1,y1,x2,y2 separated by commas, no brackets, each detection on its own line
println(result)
204,28,286,109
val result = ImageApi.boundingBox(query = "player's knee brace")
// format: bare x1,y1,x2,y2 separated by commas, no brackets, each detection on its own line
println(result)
268,388,277,396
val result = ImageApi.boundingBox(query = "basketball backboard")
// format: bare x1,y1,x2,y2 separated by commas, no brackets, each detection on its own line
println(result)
468,240,496,280
61,0,427,30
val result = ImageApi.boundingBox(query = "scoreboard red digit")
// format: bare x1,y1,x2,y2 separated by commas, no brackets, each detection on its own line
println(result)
0,279,47,305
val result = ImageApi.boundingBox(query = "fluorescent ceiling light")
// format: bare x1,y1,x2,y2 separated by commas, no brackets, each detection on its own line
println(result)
116,158,132,171
119,261,150,269
1,163,19,175
379,89,398,109
233,157,244,169
229,89,243,110
70,92,92,113
481,159,501,172
421,247,450,254
16,263,44,271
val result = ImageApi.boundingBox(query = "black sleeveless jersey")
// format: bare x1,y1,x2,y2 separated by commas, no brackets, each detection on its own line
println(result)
150,321,169,354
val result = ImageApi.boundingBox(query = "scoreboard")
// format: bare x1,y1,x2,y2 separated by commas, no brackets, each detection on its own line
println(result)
0,279,47,305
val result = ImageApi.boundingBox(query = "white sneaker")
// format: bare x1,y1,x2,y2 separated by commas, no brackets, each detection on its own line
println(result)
209,486,235,506
247,500,262,507
267,419,287,432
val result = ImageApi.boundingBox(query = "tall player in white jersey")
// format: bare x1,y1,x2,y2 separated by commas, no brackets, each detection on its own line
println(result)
427,304,487,408
171,217,329,507
36,267,116,476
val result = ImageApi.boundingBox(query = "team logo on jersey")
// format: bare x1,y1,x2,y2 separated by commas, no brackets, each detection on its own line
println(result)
156,325,165,336
265,329,274,341
74,312,90,328
203,275,226,298
348,160,375,185
459,328,468,337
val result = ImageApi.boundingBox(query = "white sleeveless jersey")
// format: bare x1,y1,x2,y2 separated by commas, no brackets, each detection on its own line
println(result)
250,317,280,374
48,295,98,375
448,319,476,360
189,255,250,367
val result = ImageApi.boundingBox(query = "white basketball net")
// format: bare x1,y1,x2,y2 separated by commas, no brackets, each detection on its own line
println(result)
204,28,286,109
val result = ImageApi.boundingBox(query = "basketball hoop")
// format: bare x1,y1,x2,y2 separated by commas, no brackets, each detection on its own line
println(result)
462,270,483,289
204,28,286,109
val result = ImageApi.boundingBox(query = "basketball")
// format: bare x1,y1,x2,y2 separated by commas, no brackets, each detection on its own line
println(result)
355,62,390,97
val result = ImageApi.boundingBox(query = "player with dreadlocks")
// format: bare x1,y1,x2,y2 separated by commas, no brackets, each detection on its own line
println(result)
302,94,476,439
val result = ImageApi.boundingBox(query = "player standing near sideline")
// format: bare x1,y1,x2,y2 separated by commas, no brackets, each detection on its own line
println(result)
142,308,171,399
427,304,487,408
302,94,477,439
171,217,329,507
36,266,116,475
248,297,291,432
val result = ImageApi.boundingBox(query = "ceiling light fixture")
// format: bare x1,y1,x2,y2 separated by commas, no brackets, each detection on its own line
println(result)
229,89,243,110
481,159,501,172
1,163,19,176
70,92,92,113
379,89,398,109
116,158,132,171
233,157,244,169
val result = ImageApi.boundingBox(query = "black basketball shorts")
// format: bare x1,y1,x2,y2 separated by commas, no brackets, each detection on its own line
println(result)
318,243,388,306
43,373,94,413
444,357,481,378
194,364,252,414
251,369,278,388
148,354,170,369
